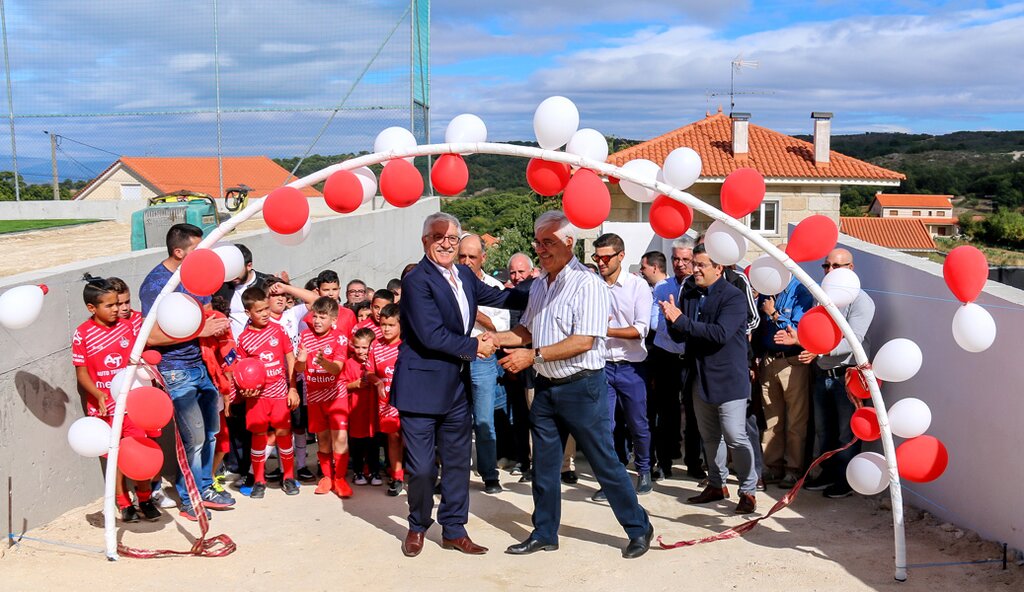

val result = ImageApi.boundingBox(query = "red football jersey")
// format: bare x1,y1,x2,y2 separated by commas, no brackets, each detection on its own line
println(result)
341,356,376,438
72,318,139,415
369,339,401,398
127,309,143,334
236,323,291,399
352,318,383,343
299,328,348,403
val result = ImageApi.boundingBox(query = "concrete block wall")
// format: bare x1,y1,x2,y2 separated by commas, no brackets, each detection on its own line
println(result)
0,197,438,532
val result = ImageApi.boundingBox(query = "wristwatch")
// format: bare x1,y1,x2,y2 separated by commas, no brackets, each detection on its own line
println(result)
533,347,544,366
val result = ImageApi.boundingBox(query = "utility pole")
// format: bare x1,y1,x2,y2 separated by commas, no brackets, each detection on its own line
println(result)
46,131,59,200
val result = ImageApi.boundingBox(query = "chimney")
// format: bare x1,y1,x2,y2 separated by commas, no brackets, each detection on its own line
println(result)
812,111,832,167
730,112,750,161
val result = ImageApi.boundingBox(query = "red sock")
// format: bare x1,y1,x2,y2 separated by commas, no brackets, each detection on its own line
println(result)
318,452,333,481
252,433,269,483
136,488,152,502
333,453,348,481
278,433,295,480
393,468,404,481
116,493,132,509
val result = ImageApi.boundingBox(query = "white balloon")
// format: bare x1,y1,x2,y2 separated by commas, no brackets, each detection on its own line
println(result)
822,267,861,308
662,147,702,190
109,366,153,399
533,96,579,150
156,292,203,339
373,126,417,164
888,397,932,439
619,159,661,203
951,302,996,353
872,338,923,383
212,243,245,283
846,452,890,495
353,167,377,204
704,220,748,266
748,254,792,296
566,128,608,164
272,218,312,246
0,284,46,330
68,416,112,457
445,113,487,144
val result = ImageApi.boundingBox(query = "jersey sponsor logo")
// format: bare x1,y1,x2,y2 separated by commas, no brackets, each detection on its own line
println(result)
119,336,130,349
385,366,394,376
323,345,333,356
269,336,279,347
259,351,275,363
103,353,123,369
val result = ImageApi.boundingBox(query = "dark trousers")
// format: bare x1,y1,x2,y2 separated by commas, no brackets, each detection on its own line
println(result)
530,369,649,544
648,347,683,471
349,437,381,476
505,371,533,471
225,401,251,477
679,366,704,470
813,368,861,484
400,391,472,540
606,361,651,473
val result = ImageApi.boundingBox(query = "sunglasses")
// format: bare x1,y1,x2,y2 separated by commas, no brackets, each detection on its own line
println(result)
821,262,852,270
591,251,622,265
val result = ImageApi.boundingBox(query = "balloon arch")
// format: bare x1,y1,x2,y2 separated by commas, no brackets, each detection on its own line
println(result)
10,98,986,579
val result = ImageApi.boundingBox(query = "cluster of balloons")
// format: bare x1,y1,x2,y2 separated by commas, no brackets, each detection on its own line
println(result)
68,366,175,481
744,215,843,297
943,246,996,352
0,284,47,330
181,242,246,297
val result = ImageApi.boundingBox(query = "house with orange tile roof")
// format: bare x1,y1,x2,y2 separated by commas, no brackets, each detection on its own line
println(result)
839,217,937,253
604,109,905,259
73,156,322,202
868,193,957,238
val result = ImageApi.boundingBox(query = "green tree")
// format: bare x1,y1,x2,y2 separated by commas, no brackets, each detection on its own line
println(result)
485,226,533,275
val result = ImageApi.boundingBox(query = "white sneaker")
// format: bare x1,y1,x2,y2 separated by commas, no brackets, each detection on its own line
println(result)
152,488,177,509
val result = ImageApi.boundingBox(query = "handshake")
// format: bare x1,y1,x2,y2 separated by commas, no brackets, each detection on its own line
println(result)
476,331,499,358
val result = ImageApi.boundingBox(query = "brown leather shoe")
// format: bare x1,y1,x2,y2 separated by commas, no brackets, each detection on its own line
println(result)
441,536,488,555
735,493,757,514
686,485,729,504
402,530,425,557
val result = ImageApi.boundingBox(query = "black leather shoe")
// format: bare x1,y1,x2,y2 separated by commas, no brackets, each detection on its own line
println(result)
505,538,559,555
297,467,317,483
483,479,503,494
636,472,653,495
560,470,578,485
518,471,533,483
686,466,707,480
622,523,654,559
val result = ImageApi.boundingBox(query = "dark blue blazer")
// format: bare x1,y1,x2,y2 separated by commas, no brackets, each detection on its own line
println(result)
668,275,749,405
391,256,528,415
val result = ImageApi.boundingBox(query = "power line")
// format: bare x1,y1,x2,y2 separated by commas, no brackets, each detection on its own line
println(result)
49,133,120,158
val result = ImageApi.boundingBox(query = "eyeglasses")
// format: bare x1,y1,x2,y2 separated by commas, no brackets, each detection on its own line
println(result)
347,288,366,294
671,256,692,263
821,262,852,270
428,233,461,246
531,239,562,251
591,251,622,265
692,261,715,270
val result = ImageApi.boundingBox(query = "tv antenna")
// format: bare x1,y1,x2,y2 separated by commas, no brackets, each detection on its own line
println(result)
704,53,772,112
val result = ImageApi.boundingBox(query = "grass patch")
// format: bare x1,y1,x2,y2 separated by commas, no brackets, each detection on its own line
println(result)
923,237,1024,267
0,219,100,234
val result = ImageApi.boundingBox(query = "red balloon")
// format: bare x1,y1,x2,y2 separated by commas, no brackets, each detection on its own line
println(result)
896,435,949,483
786,215,839,263
264,187,310,235
117,436,164,481
126,386,174,431
649,195,693,239
845,368,882,400
850,407,881,441
323,170,363,214
180,249,225,297
562,169,610,229
797,305,842,355
720,168,766,218
526,158,571,196
234,358,266,390
380,159,423,207
430,154,469,196
943,245,988,303
141,350,162,366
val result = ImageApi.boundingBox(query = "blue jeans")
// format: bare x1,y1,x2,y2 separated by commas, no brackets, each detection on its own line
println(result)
813,369,861,485
470,354,500,482
605,361,652,473
530,369,649,544
163,365,220,506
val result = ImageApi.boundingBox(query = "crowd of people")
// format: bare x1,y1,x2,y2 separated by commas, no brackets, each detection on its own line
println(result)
71,211,874,557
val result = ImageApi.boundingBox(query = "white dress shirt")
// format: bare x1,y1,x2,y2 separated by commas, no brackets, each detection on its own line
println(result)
431,260,471,334
472,273,509,337
605,271,652,363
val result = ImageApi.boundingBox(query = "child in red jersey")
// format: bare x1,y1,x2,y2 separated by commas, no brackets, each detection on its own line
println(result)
368,303,404,496
352,288,393,344
343,328,381,486
200,296,237,493
353,301,371,324
107,276,144,334
296,297,353,498
72,278,159,523
235,287,300,498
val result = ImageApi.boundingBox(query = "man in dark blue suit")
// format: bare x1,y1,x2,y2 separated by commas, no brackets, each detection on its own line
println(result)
660,245,758,514
391,212,527,557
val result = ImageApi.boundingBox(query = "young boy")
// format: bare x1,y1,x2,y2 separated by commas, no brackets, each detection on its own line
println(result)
368,303,404,496
107,276,143,334
270,270,357,337
352,301,372,324
352,288,394,343
72,278,160,523
343,328,380,486
235,287,301,498
296,297,353,498
200,296,238,494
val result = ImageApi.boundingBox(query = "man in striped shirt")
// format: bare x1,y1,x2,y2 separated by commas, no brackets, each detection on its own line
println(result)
494,211,653,559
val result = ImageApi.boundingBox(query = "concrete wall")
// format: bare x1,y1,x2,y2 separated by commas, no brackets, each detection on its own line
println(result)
0,199,150,223
800,232,1024,551
0,197,438,532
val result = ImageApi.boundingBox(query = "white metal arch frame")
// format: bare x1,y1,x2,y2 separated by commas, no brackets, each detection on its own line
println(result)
103,141,907,581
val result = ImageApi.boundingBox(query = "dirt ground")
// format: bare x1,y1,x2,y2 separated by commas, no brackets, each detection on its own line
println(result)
2,463,1019,591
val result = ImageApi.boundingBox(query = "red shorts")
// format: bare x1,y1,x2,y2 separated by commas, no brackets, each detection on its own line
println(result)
215,410,231,454
98,413,146,439
245,397,292,432
308,397,349,433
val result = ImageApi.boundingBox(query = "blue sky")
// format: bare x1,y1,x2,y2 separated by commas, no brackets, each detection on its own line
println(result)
2,1,1022,180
